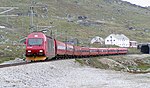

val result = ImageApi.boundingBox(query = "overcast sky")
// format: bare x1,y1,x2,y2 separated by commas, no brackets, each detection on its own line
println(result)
122,0,150,7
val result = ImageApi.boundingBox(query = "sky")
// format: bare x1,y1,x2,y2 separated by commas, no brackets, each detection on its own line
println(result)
122,0,150,7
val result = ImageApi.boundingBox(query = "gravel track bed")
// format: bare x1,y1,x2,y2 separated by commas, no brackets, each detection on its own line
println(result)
0,59,149,88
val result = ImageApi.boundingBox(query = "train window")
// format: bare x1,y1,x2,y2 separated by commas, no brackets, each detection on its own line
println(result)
103,50,107,52
90,50,98,52
67,46,73,51
81,50,89,52
28,38,43,46
99,50,102,52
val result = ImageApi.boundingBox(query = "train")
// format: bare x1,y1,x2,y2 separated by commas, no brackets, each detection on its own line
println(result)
25,32,128,61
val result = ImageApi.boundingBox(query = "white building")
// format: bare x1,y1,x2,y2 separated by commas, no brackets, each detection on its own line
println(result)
90,36,104,44
105,34,130,47
129,41,137,48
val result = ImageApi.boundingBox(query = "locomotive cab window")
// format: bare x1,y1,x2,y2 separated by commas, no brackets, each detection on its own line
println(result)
28,38,43,46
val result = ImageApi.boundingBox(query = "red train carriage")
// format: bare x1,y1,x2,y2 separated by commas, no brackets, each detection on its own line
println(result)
25,32,55,61
89,48,99,56
81,47,90,57
117,48,128,54
25,32,128,61
55,40,74,58
74,46,81,57
66,44,74,56
108,48,118,55
97,48,108,55
55,40,66,56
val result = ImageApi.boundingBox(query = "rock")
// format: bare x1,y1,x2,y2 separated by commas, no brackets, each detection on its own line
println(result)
146,68,150,72
98,58,126,71
120,60,138,66
78,16,87,20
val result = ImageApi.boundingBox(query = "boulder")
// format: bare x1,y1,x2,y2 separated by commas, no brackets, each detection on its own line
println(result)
98,58,126,71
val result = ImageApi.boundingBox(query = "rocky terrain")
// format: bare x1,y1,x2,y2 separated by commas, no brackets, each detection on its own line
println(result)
0,0,150,87
1,0,150,62
0,59,150,88
76,54,150,73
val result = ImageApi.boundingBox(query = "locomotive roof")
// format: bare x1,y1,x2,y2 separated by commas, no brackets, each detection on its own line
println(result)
29,32,53,39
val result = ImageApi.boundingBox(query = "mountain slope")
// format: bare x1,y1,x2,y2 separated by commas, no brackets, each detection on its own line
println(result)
1,0,150,45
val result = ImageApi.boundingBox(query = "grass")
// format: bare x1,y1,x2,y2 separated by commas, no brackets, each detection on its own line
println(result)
0,44,25,63
75,59,85,66
0,57,15,63
81,57,110,69
137,65,150,70
1,0,150,63
1,0,150,43
128,65,150,71
127,48,141,54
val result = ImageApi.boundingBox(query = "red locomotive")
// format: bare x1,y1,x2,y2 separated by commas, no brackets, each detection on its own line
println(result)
25,32,128,61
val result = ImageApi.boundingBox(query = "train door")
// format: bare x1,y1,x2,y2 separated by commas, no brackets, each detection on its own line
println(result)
47,38,55,59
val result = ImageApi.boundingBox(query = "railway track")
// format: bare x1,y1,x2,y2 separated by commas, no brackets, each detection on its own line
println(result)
0,60,50,68
0,54,129,69
0,62,28,68
0,58,66,68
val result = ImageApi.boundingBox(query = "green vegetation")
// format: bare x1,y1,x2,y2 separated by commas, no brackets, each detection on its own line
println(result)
128,48,141,54
75,59,85,66
78,55,150,73
138,65,150,70
0,45,25,63
128,65,150,71
1,0,150,42
75,57,110,69
1,0,150,63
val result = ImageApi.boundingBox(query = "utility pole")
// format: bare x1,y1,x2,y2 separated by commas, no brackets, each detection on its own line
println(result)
65,30,68,42
29,2,35,32
30,6,34,29
29,2,50,33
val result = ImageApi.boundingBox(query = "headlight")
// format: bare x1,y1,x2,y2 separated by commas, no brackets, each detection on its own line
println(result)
39,50,43,52
28,50,31,52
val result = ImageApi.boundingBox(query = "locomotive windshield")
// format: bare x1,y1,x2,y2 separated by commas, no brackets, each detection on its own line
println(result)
28,38,43,46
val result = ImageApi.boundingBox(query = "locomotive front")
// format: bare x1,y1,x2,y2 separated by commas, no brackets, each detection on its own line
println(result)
25,32,47,61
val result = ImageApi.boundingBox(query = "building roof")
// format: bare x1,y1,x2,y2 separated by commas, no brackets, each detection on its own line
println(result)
108,34,129,40
91,36,104,44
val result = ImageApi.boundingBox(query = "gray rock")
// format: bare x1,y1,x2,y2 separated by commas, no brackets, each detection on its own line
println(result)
98,58,126,70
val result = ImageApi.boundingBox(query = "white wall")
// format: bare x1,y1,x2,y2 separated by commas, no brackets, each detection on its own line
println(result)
105,34,130,47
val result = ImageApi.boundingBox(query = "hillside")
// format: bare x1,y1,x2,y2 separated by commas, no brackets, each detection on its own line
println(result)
1,0,150,41
1,0,150,61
